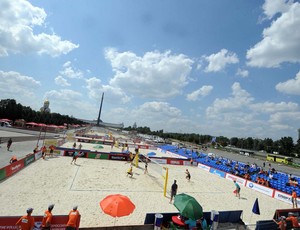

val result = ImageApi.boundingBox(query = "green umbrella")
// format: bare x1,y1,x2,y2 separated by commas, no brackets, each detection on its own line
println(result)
174,193,203,220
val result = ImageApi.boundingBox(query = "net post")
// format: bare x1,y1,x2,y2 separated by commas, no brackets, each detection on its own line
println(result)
163,167,168,197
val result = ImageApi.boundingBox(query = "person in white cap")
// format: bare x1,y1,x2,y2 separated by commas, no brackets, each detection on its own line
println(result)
274,216,287,230
66,205,80,230
41,204,54,229
16,208,35,230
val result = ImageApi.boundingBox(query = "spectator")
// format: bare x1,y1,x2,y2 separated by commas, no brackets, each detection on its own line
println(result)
16,208,34,230
286,212,299,228
41,204,54,229
41,146,47,159
66,206,80,230
292,190,298,208
274,216,287,230
9,156,17,164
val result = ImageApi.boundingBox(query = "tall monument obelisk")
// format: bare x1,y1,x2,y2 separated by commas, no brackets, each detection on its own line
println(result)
97,92,104,126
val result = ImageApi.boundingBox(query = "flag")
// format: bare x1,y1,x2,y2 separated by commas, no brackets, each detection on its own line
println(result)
252,198,260,215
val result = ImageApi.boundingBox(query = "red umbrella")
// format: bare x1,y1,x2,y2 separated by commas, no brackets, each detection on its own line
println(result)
0,118,11,122
100,194,135,218
36,123,47,127
26,122,38,126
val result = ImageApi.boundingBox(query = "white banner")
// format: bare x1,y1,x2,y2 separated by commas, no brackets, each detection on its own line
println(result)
246,181,274,197
274,190,300,206
225,174,246,186
197,163,210,172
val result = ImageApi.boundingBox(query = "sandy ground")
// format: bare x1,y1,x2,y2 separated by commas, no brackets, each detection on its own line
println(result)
0,154,291,228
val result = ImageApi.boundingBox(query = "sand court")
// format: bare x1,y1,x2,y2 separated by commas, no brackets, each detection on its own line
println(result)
0,155,291,228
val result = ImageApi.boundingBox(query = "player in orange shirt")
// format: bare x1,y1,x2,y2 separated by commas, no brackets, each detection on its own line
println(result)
41,204,54,229
292,190,298,208
66,206,80,230
16,208,35,230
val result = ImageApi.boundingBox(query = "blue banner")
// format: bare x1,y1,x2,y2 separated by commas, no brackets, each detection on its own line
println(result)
209,168,226,178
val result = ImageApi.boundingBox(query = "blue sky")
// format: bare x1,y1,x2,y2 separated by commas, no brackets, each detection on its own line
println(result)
0,0,300,142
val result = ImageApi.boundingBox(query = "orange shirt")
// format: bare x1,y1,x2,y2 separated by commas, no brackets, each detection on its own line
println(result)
286,216,299,227
16,215,35,230
277,220,287,230
292,191,297,198
66,210,80,227
41,210,53,227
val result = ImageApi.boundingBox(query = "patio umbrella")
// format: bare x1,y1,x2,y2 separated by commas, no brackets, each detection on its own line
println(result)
36,123,47,127
147,152,156,156
26,122,38,126
174,193,203,220
100,194,135,218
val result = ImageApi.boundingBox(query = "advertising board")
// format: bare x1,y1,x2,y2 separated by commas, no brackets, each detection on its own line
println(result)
197,163,210,172
225,174,247,186
246,181,274,197
209,168,226,178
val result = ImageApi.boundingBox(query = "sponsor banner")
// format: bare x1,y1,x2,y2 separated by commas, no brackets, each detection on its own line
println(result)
225,174,247,186
6,160,25,177
109,154,128,161
167,159,183,165
183,161,197,166
0,215,80,230
0,168,6,181
35,151,42,160
87,153,109,160
274,190,300,206
197,163,210,172
24,154,35,166
64,151,87,158
246,181,274,197
209,168,226,178
149,158,167,164
148,146,157,150
138,145,149,149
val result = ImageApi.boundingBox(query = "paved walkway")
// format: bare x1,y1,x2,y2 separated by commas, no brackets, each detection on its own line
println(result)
0,127,63,169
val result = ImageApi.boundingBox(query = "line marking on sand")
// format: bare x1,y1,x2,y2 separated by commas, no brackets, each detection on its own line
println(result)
69,164,81,190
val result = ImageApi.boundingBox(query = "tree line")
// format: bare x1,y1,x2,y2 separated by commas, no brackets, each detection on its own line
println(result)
0,99,84,126
124,126,300,157
1,98,299,157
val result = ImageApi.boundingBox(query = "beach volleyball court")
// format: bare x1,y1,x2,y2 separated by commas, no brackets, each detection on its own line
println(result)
0,155,291,228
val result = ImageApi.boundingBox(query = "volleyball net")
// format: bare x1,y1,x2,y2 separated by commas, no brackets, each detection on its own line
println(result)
141,154,169,197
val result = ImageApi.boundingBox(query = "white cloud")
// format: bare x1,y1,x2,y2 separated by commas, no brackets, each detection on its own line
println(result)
85,77,131,104
44,89,82,101
204,82,299,140
206,82,253,117
43,89,99,119
247,0,300,67
203,49,239,72
55,76,70,87
262,0,293,19
275,70,300,95
250,101,298,113
0,70,41,98
59,61,83,79
186,85,213,101
105,48,193,99
236,68,249,78
0,0,78,57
